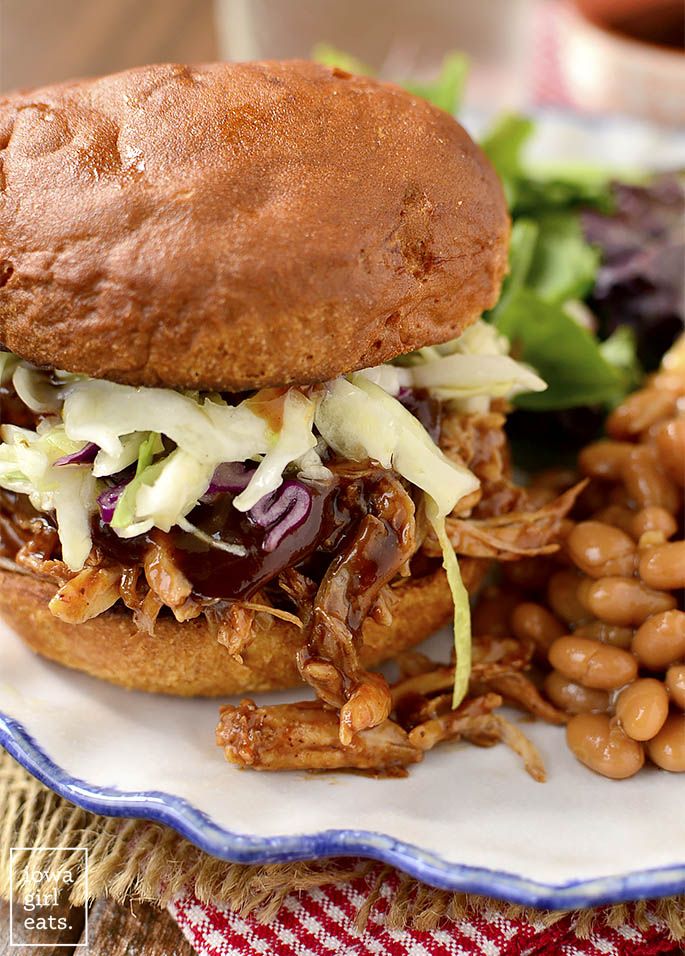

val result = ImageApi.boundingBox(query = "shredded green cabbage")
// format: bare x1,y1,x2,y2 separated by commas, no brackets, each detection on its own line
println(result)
12,365,63,414
233,390,317,511
0,423,96,569
111,432,164,531
390,320,546,410
408,353,546,402
426,499,471,707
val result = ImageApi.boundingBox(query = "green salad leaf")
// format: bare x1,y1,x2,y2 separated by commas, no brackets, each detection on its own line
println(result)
313,45,468,115
479,112,638,409
403,52,469,114
480,114,535,208
488,219,538,323
599,326,644,399
525,212,600,304
311,44,373,76
480,112,614,216
492,289,630,410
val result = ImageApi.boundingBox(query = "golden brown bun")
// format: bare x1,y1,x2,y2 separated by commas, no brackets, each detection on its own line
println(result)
0,560,487,696
0,61,508,391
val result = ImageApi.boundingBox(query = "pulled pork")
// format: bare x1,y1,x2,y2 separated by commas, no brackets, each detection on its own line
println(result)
1,399,578,775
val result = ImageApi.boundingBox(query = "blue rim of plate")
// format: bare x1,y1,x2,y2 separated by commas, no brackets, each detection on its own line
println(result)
2,710,684,908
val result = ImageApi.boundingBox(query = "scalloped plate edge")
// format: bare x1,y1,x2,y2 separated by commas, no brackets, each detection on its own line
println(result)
2,712,684,908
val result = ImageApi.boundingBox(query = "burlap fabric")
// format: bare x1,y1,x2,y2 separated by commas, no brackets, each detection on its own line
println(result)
1,748,683,938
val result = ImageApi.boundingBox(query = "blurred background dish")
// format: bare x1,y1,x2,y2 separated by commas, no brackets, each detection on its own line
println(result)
559,0,685,126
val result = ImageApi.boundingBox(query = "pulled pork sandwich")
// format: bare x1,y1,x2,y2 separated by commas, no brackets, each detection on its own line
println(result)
0,61,569,767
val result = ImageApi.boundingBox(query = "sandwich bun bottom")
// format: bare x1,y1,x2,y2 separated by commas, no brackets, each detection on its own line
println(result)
0,560,487,696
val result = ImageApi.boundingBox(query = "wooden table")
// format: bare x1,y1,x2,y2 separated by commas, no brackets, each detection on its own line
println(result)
0,897,195,955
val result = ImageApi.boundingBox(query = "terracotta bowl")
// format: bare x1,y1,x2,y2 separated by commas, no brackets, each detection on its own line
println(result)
559,0,685,126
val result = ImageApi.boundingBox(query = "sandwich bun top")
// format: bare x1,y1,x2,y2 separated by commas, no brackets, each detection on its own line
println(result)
0,60,508,391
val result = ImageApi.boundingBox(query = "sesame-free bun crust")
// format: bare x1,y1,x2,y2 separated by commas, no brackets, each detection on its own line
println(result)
0,560,487,696
0,61,508,391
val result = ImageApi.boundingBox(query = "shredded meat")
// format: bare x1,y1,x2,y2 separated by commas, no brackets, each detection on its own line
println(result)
423,481,586,562
216,700,422,772
298,471,416,743
395,650,436,679
134,590,164,635
483,673,568,726
209,603,255,661
1,383,569,780
48,566,123,624
143,531,193,608
216,688,546,782
0,491,71,585
277,567,317,624
439,403,529,518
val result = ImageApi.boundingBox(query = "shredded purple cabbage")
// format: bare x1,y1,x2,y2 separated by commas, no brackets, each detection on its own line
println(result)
248,480,313,553
205,462,254,497
97,483,128,524
55,442,99,467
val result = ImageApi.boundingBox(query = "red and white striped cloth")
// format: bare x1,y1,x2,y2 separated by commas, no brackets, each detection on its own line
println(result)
167,5,676,954
169,865,678,956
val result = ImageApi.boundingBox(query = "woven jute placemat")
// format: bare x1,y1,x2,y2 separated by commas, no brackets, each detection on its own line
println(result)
1,748,684,938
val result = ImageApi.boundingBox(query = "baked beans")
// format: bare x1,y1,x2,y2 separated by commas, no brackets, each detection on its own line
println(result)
591,505,635,537
639,542,685,591
472,588,522,638
529,467,578,492
615,678,669,741
503,557,555,591
645,714,685,773
548,636,638,690
653,419,685,487
544,671,609,715
578,441,631,481
620,446,680,513
566,714,645,779
637,530,670,550
511,602,565,653
547,571,590,627
573,621,633,648
607,484,635,509
631,507,678,541
469,343,685,782
666,665,685,711
606,387,675,439
582,576,676,627
632,610,685,670
566,521,636,578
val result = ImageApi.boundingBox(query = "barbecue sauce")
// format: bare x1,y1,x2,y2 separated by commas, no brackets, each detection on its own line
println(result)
89,467,410,604
171,467,406,603
169,481,346,600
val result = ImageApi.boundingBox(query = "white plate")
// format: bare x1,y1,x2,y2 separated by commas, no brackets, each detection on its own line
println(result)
2,110,684,907
2,621,684,907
